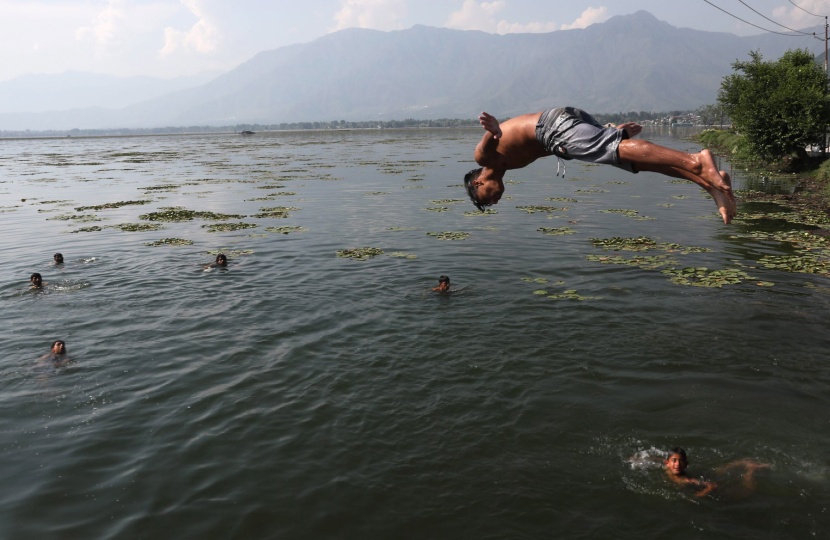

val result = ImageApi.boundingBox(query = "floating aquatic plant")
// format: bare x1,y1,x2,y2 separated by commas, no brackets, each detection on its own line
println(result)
757,254,830,277
546,197,578,203
546,289,599,301
265,226,307,235
590,236,713,254
426,231,470,241
575,189,608,193
144,238,194,246
203,222,258,232
463,210,498,216
600,208,654,220
586,254,677,271
517,205,567,214
661,266,754,288
388,226,419,231
538,227,575,236
365,192,390,196
430,199,463,205
386,252,418,259
425,207,449,212
143,185,181,192
207,249,253,257
68,226,104,233
75,200,152,211
139,207,244,222
114,223,163,232
48,213,102,222
337,247,384,260
253,206,299,218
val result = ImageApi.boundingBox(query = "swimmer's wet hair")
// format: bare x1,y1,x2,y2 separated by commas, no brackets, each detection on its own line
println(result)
438,275,450,284
669,447,688,463
31,272,42,281
52,340,65,349
464,168,487,211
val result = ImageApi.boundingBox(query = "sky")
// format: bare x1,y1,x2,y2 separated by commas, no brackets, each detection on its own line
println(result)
2,0,829,82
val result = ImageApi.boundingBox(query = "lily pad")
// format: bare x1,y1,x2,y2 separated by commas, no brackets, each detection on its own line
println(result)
203,222,258,232
75,200,152,211
265,226,307,234
337,247,384,260
145,238,194,247
516,205,567,214
538,227,575,236
68,226,104,233
114,223,164,232
254,206,300,219
426,231,470,241
139,207,244,222
661,266,753,288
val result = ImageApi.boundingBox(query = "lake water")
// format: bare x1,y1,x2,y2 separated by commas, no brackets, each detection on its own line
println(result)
1,128,828,539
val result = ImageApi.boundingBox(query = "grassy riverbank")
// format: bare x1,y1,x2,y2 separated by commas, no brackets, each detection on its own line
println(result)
697,128,830,213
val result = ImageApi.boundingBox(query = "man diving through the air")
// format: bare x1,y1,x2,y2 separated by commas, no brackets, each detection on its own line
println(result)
465,108,736,224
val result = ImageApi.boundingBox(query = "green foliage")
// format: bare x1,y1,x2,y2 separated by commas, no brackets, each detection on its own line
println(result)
718,49,830,166
817,158,830,182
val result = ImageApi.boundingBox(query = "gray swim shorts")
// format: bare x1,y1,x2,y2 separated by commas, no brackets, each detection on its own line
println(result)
535,107,636,173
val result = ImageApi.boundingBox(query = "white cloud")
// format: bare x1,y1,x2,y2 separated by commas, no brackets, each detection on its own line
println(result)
331,0,407,32
560,6,608,31
75,0,127,48
772,0,830,31
445,0,557,34
160,0,219,56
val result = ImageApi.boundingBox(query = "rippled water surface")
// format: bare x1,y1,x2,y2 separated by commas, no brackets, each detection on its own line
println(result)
1,129,828,539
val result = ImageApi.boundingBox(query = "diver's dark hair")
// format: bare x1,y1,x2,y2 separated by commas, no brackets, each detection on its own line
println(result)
438,275,450,284
464,168,486,211
216,253,227,263
52,340,65,349
30,272,42,281
53,253,64,263
669,447,688,463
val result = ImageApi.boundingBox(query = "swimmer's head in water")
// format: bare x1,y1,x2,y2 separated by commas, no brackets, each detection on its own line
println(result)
53,253,64,264
30,272,43,287
51,340,66,354
438,275,450,285
665,447,688,476
216,254,227,266
464,168,487,211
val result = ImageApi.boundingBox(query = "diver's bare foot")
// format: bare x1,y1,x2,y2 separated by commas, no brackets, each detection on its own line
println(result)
697,149,735,224
718,171,737,223
699,149,735,199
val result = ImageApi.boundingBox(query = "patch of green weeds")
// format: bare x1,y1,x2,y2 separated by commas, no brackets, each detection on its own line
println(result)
337,247,384,260
75,200,151,211
539,227,575,236
426,231,470,240
203,222,258,232
145,238,194,246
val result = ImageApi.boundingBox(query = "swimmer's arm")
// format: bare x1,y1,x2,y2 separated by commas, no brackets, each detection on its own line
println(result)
689,478,717,497
474,113,507,169
616,122,642,138
53,356,71,368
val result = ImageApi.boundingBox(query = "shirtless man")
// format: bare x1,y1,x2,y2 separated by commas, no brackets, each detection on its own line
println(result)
464,108,736,224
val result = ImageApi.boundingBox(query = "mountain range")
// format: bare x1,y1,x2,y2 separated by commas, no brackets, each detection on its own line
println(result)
0,10,824,131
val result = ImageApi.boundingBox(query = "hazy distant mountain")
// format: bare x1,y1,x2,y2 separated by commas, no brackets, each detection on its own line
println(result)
0,71,222,115
1,11,823,131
